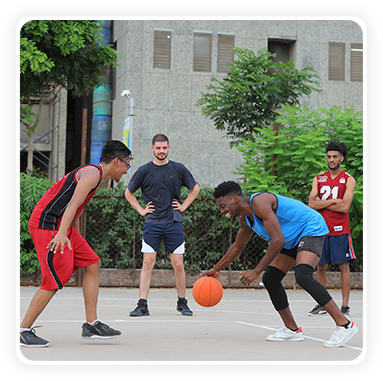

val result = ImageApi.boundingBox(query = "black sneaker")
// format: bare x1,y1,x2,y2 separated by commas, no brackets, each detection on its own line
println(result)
308,304,327,316
177,298,193,316
130,299,150,317
20,327,49,347
341,305,351,316
81,321,121,339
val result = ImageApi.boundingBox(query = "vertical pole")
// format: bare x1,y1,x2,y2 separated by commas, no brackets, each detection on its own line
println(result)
81,108,88,166
77,108,88,287
228,221,232,286
272,122,278,179
129,98,134,151
132,220,136,286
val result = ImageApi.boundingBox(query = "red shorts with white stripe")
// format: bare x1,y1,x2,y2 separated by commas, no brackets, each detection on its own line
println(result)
318,234,356,265
29,225,100,290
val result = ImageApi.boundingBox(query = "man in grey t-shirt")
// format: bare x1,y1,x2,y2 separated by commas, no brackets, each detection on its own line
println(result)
125,134,199,316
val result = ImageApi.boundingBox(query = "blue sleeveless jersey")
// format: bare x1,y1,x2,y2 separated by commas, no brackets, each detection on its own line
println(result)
245,192,329,249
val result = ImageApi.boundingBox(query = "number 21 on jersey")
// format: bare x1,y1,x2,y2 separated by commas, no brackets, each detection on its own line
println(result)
321,186,339,200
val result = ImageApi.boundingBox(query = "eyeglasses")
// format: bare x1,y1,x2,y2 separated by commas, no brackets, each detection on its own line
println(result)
118,157,131,170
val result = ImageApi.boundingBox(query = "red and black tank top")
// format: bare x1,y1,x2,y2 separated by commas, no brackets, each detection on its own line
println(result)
29,164,103,230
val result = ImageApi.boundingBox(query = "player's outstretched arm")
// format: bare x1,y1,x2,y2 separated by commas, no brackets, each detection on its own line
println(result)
240,194,286,286
201,217,253,277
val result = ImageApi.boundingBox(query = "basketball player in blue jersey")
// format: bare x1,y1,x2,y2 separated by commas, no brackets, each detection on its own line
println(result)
202,181,357,348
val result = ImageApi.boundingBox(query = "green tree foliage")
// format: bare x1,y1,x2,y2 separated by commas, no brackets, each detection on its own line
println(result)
196,48,321,144
20,20,118,97
20,20,119,171
236,105,363,266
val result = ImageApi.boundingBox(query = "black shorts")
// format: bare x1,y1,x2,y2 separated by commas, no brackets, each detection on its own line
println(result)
280,236,325,260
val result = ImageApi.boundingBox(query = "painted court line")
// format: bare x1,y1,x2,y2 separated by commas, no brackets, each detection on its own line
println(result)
237,321,363,351
36,319,234,324
20,296,363,303
33,318,362,351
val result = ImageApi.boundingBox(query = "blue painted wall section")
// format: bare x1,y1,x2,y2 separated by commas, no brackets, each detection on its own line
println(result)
90,20,112,165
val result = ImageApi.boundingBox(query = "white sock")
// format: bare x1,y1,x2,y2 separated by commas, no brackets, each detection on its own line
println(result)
88,319,99,326
20,328,31,332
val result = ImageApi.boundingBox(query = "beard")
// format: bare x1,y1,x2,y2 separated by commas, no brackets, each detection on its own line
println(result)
154,152,168,161
328,161,341,170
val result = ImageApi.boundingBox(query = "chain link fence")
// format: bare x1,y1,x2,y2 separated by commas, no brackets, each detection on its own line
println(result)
84,189,362,278
85,192,269,277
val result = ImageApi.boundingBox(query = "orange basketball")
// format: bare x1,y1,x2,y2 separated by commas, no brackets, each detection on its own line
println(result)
192,276,223,307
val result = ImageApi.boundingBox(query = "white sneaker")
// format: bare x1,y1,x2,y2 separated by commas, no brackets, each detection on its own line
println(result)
323,320,358,348
266,327,304,342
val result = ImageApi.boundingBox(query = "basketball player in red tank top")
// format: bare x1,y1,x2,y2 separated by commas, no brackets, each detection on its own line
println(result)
308,140,356,317
20,140,131,347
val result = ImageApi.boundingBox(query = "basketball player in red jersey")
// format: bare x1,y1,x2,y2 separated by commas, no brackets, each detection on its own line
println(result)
20,140,131,347
308,140,356,316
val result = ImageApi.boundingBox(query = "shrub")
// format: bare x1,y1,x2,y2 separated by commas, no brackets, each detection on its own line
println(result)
20,172,52,274
236,105,363,270
85,186,269,275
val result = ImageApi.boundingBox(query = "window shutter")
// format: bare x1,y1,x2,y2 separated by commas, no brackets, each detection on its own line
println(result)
329,42,345,81
351,43,363,82
193,33,212,72
218,34,234,73
153,31,171,69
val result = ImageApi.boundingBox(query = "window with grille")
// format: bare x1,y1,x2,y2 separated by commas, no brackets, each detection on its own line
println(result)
193,33,212,72
153,30,171,69
218,34,234,73
351,43,363,82
329,42,345,81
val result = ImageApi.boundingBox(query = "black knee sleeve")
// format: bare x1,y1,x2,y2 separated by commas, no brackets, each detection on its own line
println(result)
262,266,289,311
295,264,332,307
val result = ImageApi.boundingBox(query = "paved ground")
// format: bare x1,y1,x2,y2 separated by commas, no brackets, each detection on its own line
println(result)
18,286,363,363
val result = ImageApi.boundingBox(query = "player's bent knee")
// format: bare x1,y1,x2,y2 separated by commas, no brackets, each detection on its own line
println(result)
295,263,314,286
262,266,289,311
295,264,332,307
84,260,101,272
262,266,286,289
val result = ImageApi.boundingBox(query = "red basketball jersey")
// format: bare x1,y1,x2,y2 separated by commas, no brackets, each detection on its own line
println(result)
316,169,351,236
29,164,103,230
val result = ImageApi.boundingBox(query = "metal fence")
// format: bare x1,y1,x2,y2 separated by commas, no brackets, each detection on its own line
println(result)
84,194,362,276
84,195,269,276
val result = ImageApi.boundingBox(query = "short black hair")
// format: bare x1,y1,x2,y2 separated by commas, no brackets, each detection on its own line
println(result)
100,140,132,163
326,140,348,159
152,134,169,145
213,181,243,199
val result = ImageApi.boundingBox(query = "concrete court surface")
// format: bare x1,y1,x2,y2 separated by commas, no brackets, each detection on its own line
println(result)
18,286,363,363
